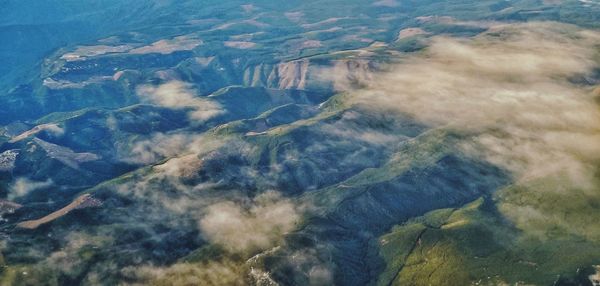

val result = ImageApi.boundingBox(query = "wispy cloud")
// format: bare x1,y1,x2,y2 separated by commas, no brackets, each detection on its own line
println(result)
9,177,53,200
199,191,301,254
121,259,245,286
136,81,223,122
124,132,198,164
346,22,600,189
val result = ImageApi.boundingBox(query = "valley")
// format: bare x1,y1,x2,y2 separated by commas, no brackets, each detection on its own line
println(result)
0,1,599,285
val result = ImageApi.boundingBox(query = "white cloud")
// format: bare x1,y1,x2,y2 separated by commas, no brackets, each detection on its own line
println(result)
199,191,301,254
124,133,195,164
345,22,600,189
10,177,53,199
121,259,245,286
136,81,223,121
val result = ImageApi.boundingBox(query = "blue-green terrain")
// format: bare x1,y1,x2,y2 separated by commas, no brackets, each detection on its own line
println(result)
0,1,599,285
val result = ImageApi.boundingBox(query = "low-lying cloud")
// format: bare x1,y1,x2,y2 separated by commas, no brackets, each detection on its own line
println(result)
9,177,53,200
121,259,245,286
136,80,223,121
347,22,600,189
123,127,234,165
199,191,301,254
124,132,198,165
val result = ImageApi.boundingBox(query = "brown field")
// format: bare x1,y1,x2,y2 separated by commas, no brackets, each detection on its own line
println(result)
17,194,92,229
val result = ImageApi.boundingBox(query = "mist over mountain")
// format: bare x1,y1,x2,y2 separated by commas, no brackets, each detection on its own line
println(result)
0,1,599,285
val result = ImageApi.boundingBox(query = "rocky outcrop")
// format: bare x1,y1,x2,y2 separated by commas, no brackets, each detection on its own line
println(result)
180,55,379,94
271,60,310,90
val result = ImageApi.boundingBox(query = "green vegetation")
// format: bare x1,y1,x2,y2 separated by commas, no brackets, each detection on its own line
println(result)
377,191,600,285
1,0,600,285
